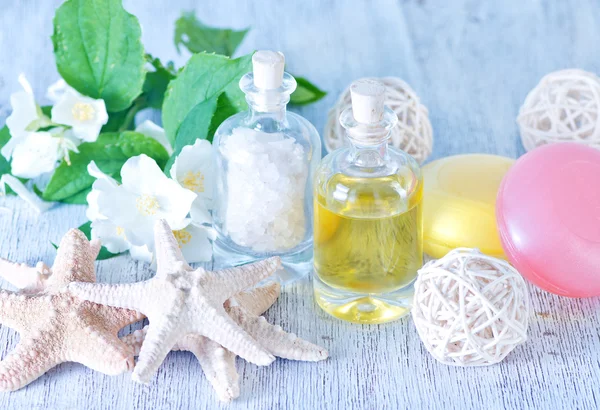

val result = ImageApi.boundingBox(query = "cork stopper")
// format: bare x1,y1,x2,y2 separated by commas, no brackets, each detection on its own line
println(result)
252,51,285,90
350,79,386,124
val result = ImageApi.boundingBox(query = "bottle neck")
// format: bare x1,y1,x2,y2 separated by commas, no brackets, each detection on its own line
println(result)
347,137,390,167
339,106,397,168
246,95,287,124
239,71,296,127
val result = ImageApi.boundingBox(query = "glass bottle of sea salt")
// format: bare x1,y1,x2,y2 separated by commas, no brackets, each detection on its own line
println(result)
212,50,321,283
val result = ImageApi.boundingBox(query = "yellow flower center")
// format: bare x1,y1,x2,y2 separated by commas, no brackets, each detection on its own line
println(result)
173,229,192,248
116,226,126,237
136,194,160,216
181,171,205,193
71,102,95,121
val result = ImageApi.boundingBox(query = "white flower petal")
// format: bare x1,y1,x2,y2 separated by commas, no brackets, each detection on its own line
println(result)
51,89,108,142
174,224,214,263
4,97,39,161
17,74,34,95
2,74,50,161
46,79,69,103
170,139,214,205
96,187,151,247
86,160,120,221
91,154,197,250
50,90,78,125
72,121,104,142
86,177,119,220
86,190,103,221
190,201,212,225
1,136,25,160
135,120,173,155
154,178,197,230
91,219,131,253
0,174,54,213
123,222,157,248
10,132,61,178
129,244,154,263
87,160,117,184
120,154,168,194
6,91,38,137
119,155,197,231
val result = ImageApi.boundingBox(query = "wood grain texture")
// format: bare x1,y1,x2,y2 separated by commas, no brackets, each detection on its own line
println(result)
1,0,600,409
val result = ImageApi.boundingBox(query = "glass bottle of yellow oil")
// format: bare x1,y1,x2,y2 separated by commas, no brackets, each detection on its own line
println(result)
313,79,423,324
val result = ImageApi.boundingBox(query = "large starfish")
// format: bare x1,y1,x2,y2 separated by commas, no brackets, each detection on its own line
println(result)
121,282,328,402
0,229,143,391
69,219,328,390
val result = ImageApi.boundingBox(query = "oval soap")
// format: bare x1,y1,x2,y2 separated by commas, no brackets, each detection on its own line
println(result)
497,143,600,297
423,154,514,259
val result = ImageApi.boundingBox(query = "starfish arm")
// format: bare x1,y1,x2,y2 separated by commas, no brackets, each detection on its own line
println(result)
0,290,47,332
204,258,281,301
0,258,50,292
121,326,185,357
89,239,101,260
68,302,143,375
154,219,191,277
70,335,135,376
90,303,145,334
198,304,275,367
70,333,135,376
131,316,181,384
229,282,280,316
0,338,62,392
228,306,329,362
51,229,97,285
179,335,240,403
69,281,150,313
120,328,241,402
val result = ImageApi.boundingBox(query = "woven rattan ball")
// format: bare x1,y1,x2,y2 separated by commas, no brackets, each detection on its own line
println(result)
412,248,530,366
324,77,433,163
518,69,600,151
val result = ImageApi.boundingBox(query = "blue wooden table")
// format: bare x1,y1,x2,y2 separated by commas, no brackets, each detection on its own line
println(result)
1,1,600,409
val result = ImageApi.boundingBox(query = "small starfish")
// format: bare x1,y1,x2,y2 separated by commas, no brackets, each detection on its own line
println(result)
121,283,328,402
70,219,327,389
0,229,143,391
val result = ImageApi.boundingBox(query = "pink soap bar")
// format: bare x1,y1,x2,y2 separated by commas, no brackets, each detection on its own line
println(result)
496,142,600,297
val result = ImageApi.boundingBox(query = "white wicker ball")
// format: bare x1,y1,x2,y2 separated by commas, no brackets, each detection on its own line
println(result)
412,248,530,367
324,77,433,163
518,69,600,151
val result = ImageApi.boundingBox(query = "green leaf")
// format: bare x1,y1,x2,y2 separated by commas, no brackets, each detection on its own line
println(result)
52,0,146,112
0,126,11,177
174,11,248,56
43,131,169,202
162,52,251,147
101,108,132,133
101,55,176,133
143,55,177,109
290,76,327,105
59,189,91,205
163,92,240,173
172,96,219,152
41,106,53,117
77,221,120,260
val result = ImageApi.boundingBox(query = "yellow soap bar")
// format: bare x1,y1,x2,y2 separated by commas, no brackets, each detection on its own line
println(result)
423,154,514,259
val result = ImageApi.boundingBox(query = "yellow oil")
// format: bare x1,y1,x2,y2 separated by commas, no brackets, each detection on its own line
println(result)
313,173,423,324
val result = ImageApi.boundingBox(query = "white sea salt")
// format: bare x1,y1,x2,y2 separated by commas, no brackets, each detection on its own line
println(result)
222,127,308,252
